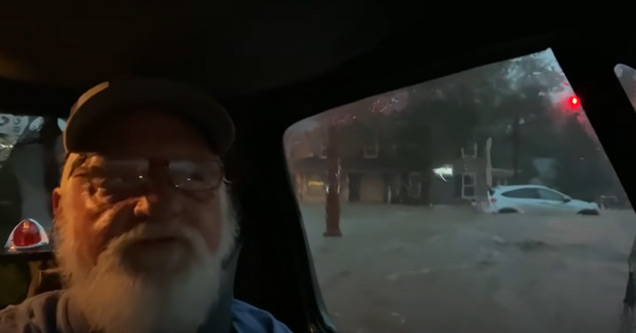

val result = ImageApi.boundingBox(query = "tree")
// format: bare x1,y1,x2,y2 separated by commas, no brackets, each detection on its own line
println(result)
552,113,618,201
386,49,571,199
493,84,558,181
289,49,584,223
323,123,342,237
390,87,481,203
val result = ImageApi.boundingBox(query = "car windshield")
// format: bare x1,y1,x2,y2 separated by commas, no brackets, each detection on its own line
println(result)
285,48,636,332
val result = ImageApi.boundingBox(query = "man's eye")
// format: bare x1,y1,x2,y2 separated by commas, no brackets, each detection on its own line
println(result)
99,174,146,191
185,171,207,182
110,174,143,183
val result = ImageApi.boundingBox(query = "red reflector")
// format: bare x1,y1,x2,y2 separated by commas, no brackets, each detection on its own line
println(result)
13,220,42,247
5,218,49,251
491,198,497,203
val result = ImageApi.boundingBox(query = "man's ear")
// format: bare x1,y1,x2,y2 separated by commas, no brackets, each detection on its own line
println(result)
52,187,62,225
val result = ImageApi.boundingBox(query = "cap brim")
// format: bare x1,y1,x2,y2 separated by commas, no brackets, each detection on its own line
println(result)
64,79,235,154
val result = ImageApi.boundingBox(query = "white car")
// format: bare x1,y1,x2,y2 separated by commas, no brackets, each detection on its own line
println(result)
486,185,600,215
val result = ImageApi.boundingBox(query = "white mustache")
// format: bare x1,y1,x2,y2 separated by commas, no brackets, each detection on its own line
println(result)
123,223,189,242
103,222,209,262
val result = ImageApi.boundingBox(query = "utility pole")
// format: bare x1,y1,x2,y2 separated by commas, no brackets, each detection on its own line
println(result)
512,109,520,183
324,123,342,237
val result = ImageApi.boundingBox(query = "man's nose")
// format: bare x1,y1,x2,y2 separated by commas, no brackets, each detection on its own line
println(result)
133,181,182,221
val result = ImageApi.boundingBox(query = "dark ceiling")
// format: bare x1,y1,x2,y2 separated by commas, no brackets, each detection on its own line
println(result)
0,1,388,96
0,3,632,120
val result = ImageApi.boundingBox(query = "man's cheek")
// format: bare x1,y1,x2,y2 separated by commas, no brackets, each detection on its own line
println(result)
194,216,223,254
96,206,140,251
72,202,134,262
68,220,101,266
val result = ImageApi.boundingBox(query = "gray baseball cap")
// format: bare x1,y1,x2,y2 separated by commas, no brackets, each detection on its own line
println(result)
63,78,235,154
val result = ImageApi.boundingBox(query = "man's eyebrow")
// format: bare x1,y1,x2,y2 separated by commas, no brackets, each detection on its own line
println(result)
66,153,91,178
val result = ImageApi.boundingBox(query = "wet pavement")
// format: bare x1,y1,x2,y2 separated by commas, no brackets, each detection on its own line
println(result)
300,203,636,333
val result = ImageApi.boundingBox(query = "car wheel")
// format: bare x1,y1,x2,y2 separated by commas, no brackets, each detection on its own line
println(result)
498,208,519,214
578,209,600,215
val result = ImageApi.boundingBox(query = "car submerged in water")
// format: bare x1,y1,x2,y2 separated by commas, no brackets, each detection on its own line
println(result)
486,184,600,215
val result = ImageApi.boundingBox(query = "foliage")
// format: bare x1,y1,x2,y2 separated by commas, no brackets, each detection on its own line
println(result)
295,49,620,200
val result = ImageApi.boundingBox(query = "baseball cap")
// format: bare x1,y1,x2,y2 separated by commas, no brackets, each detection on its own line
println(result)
63,78,235,154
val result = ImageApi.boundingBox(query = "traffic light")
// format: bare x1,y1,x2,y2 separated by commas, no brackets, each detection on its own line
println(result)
569,96,579,107
561,95,581,113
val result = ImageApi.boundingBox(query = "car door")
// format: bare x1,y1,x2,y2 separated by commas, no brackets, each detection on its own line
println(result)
536,188,574,214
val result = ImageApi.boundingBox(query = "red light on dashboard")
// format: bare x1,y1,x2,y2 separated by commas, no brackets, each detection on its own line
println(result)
4,218,49,251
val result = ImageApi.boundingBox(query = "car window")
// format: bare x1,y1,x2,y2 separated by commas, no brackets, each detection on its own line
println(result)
284,48,636,333
0,113,63,308
538,188,565,201
501,188,540,199
0,114,63,236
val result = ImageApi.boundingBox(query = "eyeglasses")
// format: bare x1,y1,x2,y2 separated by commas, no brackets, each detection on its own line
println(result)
69,154,225,193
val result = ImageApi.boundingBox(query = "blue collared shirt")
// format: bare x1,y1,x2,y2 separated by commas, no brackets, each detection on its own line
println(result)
0,291,292,332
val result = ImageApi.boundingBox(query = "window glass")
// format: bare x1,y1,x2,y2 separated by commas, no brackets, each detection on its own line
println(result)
502,188,540,199
285,49,636,332
538,188,565,201
0,113,63,308
0,114,64,240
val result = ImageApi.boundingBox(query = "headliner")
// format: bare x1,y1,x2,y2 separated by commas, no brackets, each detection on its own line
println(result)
0,4,632,120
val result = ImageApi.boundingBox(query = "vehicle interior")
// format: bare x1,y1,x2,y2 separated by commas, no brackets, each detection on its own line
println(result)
1,3,636,333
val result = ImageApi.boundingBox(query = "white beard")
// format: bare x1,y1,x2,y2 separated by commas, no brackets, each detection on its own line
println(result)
55,187,238,333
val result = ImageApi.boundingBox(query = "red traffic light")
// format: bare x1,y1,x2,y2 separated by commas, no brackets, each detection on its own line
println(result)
569,96,579,107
